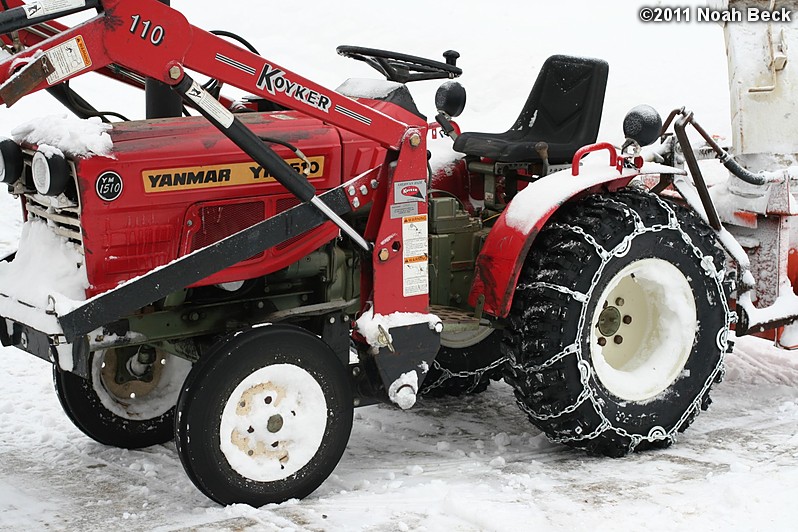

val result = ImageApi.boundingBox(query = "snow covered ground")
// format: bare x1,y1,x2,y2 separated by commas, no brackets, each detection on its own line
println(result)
0,1,797,530
1,340,797,531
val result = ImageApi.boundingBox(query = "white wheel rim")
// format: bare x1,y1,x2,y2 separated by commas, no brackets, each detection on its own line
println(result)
440,326,494,349
92,348,191,420
219,364,328,482
589,258,697,402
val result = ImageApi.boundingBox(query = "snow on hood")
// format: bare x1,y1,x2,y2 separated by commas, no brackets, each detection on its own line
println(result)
11,114,113,158
336,78,404,99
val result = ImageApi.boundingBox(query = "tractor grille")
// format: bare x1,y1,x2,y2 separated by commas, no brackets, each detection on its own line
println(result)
190,201,265,259
24,194,82,246
22,149,83,247
21,152,82,249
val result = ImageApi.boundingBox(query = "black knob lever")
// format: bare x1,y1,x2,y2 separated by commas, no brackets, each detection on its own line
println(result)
443,50,460,66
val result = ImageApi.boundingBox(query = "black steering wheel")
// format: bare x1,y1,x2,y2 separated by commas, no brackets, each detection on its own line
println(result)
336,45,462,83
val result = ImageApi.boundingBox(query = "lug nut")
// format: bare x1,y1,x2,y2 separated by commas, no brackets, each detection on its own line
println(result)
623,315,632,324
615,297,625,306
597,337,607,347
614,335,624,344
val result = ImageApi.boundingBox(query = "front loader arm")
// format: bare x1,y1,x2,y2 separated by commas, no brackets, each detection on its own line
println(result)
0,0,433,332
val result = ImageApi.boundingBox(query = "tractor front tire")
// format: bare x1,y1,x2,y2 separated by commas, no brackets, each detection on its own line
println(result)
174,324,353,506
54,347,192,449
503,190,732,457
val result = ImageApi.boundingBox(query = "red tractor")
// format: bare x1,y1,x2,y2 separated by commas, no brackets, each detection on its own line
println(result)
6,0,790,507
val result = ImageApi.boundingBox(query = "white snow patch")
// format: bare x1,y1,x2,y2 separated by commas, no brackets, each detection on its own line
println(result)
355,305,440,347
35,143,63,159
504,155,635,234
0,220,87,333
489,456,506,468
429,131,460,176
388,370,419,410
403,464,423,476
11,114,113,158
726,334,798,385
336,78,403,99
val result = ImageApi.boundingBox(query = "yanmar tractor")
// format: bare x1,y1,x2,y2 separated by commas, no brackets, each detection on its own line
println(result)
0,0,794,507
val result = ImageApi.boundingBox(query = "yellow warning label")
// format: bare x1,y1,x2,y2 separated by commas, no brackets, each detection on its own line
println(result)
76,35,91,67
402,214,428,297
142,156,325,193
402,214,427,224
45,35,92,85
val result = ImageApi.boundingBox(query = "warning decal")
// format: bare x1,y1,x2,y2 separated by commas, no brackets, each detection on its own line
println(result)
45,35,91,85
402,214,428,297
185,80,235,129
25,0,85,19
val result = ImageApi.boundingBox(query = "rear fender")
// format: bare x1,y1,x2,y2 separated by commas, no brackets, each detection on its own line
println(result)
468,166,639,318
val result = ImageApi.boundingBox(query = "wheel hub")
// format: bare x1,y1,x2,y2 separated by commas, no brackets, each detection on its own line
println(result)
597,306,622,337
590,258,697,402
220,364,327,482
100,347,166,400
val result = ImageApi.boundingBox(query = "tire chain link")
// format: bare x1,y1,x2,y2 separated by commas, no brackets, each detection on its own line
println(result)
422,354,508,395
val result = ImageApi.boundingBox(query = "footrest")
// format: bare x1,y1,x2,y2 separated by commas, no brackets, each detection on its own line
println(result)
430,305,481,333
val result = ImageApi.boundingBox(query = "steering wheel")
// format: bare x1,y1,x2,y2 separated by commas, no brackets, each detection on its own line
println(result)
336,46,462,83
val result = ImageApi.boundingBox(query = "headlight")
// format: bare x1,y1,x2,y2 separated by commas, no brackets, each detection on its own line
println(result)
31,150,69,196
0,138,23,185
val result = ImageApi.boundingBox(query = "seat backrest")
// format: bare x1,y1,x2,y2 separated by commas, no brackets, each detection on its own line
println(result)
512,55,609,148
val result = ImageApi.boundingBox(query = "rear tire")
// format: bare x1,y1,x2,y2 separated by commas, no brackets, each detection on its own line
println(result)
54,347,191,449
502,190,732,456
175,324,353,506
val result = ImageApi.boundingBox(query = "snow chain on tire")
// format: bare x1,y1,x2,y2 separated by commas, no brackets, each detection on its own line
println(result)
420,340,506,397
502,189,733,457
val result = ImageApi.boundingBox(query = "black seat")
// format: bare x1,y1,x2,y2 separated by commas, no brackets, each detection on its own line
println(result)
453,55,609,164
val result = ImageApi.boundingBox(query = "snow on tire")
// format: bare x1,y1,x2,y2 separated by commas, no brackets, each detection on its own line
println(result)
53,347,191,449
174,324,353,506
502,189,732,457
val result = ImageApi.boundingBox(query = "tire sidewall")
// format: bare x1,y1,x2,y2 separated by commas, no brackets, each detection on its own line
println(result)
53,351,179,449
175,325,353,505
